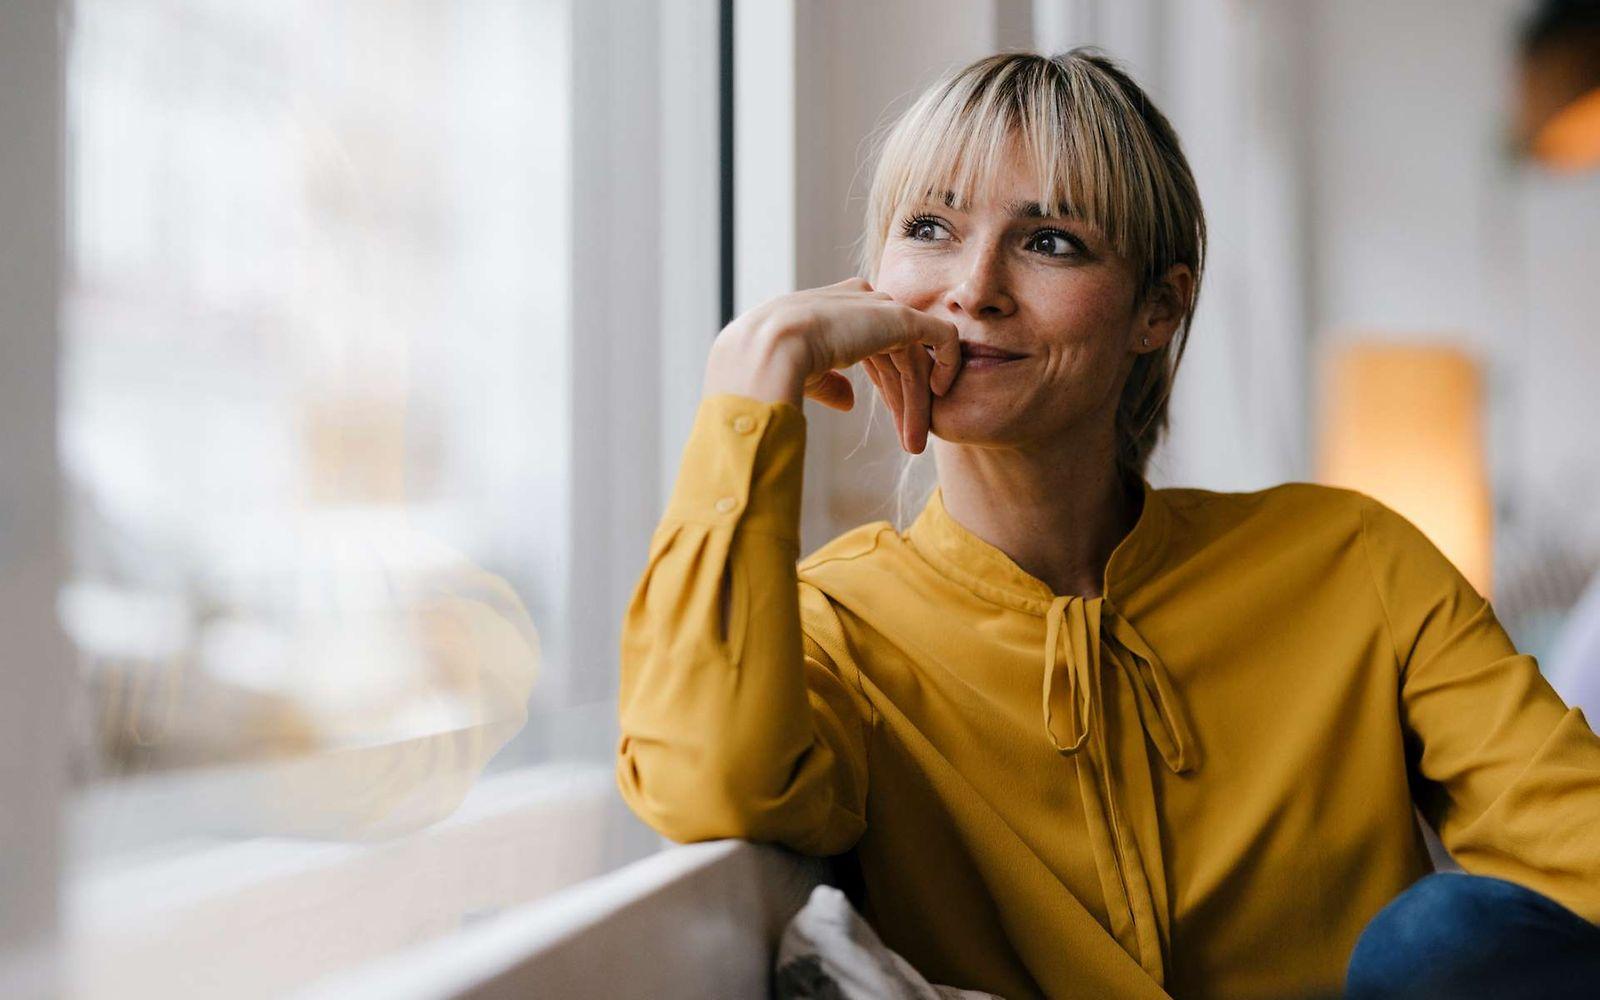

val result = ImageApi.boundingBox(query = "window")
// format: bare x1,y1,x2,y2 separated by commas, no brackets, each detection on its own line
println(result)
55,1,716,992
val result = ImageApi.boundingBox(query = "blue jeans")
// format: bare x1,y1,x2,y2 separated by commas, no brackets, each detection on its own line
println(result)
1345,872,1600,999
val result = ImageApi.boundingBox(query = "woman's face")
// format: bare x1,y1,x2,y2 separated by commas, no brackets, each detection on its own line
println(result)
873,147,1168,451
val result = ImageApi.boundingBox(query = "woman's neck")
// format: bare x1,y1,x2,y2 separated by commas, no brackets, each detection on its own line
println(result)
931,428,1138,600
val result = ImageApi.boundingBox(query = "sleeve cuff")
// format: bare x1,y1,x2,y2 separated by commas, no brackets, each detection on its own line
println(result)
661,393,806,542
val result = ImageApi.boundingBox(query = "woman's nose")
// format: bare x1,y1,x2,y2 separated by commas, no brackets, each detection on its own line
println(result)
944,242,1016,318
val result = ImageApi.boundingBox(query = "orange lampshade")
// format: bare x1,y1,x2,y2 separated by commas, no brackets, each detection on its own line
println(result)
1315,341,1494,598
1531,85,1600,171
1517,6,1600,172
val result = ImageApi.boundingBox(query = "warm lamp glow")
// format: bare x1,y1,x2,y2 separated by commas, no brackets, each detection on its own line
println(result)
1316,341,1494,598
1532,85,1600,171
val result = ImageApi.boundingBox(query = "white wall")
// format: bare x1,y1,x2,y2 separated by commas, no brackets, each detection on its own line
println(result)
1307,0,1522,344
1512,169,1600,541
1152,0,1315,491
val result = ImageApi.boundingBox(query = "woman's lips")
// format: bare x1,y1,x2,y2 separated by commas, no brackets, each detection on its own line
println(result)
961,355,1019,370
959,339,1025,359
957,341,1026,371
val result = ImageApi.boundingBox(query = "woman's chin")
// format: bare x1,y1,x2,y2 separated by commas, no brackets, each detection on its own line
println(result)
929,395,1012,446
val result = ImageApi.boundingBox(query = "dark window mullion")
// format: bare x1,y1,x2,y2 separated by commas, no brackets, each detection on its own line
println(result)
718,0,735,330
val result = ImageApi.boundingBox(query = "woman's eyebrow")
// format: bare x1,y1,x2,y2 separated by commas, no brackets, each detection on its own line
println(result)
1003,199,1076,220
928,190,1077,220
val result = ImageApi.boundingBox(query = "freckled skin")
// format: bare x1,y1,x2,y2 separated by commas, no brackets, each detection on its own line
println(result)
871,150,1150,453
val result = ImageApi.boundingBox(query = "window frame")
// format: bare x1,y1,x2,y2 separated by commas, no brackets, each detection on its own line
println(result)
0,1,68,995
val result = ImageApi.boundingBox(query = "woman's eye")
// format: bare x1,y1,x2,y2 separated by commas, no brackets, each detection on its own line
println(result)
901,215,950,242
1029,229,1082,257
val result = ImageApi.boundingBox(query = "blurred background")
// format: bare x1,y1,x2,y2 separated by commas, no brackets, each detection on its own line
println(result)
2,0,1598,997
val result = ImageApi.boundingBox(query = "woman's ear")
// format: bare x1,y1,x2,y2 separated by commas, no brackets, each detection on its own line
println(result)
1135,263,1194,353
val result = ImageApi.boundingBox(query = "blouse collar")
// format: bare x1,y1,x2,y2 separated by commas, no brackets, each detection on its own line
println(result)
905,473,1172,614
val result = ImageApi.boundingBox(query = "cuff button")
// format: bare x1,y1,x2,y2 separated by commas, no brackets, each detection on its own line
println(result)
731,414,756,434
715,496,738,513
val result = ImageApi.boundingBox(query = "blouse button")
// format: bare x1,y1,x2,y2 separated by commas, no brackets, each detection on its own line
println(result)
731,414,756,434
715,496,738,513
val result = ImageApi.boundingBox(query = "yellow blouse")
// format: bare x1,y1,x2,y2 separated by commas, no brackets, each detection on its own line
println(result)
614,393,1600,1000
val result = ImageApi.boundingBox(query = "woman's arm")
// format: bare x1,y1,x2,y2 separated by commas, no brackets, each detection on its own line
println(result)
615,280,955,855
1363,497,1600,921
614,390,873,857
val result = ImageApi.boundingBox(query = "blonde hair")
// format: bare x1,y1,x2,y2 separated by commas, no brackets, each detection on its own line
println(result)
852,48,1207,526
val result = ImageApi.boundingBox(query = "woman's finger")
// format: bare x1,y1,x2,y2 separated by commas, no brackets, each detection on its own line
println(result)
866,354,904,445
862,355,886,410
861,358,885,421
868,353,903,416
902,308,962,396
888,345,932,454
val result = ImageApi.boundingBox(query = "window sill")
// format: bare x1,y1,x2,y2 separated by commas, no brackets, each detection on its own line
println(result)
66,761,655,1000
301,838,833,999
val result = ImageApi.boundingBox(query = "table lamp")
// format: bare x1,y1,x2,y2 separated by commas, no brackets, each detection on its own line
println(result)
1316,341,1495,599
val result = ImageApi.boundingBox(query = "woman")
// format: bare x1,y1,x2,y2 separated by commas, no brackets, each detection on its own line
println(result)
614,50,1600,999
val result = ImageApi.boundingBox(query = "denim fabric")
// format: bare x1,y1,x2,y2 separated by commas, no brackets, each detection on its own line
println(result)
1345,872,1600,999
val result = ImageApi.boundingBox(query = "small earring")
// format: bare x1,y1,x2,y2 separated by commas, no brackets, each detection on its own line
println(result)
1141,336,1150,346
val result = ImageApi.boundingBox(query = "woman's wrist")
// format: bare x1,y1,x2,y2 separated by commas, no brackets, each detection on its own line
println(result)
702,321,810,410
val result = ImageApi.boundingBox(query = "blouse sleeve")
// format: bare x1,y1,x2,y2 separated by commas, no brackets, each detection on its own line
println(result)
614,393,873,857
1362,496,1600,921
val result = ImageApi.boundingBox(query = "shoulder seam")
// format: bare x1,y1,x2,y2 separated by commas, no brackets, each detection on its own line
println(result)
798,523,895,573
1358,496,1405,681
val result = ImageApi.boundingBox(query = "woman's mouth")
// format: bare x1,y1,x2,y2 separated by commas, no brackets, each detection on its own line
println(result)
959,340,1026,370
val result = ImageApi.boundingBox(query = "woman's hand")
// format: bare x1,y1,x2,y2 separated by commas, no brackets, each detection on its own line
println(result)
702,277,961,453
